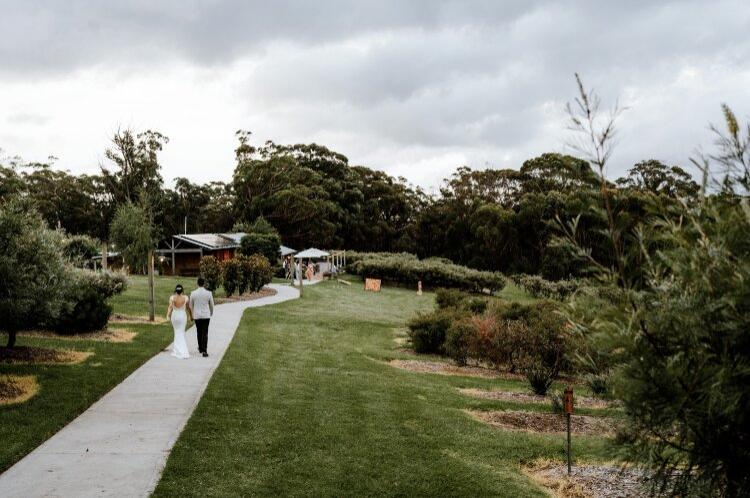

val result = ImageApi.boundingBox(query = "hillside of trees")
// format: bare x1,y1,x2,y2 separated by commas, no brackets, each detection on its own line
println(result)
0,130,702,282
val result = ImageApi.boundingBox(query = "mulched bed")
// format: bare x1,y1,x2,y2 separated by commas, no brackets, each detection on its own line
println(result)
109,314,166,325
388,359,520,379
468,409,614,436
215,287,277,304
459,388,613,409
7,329,136,343
0,346,93,365
0,375,39,405
526,460,650,498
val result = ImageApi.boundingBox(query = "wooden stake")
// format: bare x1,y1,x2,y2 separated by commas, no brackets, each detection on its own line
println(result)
148,250,155,322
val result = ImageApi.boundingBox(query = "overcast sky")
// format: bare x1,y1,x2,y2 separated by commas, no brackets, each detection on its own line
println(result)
1,1,748,191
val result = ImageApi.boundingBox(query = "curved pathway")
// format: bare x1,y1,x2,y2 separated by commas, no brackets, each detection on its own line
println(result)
0,283,300,497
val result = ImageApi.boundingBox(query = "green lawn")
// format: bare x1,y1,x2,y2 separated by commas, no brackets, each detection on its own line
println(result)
110,275,227,317
0,275,176,472
154,281,611,497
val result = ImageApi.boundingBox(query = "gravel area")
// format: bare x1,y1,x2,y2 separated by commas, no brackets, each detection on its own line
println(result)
459,388,613,409
468,409,614,435
527,461,650,498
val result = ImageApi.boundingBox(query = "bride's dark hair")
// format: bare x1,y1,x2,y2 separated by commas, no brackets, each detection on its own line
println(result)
174,284,184,295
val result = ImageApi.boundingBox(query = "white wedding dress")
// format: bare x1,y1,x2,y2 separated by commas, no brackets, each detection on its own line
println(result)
170,297,190,359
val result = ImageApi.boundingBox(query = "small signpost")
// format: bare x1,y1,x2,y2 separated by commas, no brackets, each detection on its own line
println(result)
564,387,574,475
365,278,382,292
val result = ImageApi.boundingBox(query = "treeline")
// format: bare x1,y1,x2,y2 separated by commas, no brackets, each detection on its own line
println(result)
0,130,700,279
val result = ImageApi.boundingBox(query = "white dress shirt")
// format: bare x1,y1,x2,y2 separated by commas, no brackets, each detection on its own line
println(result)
189,287,214,320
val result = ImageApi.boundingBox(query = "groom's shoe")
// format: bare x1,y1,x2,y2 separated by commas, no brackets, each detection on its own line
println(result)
202,352,209,357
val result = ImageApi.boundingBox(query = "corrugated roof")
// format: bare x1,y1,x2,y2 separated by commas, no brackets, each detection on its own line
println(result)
174,233,238,250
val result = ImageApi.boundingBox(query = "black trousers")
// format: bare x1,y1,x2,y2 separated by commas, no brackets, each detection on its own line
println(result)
195,318,210,353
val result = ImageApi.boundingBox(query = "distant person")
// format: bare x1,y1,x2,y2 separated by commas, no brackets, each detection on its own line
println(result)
166,284,191,359
190,277,215,357
305,260,314,281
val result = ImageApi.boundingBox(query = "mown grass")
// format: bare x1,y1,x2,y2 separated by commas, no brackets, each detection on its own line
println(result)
0,275,174,472
154,281,612,497
109,274,227,317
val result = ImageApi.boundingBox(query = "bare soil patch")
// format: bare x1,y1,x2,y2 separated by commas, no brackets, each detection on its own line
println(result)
9,328,137,343
525,459,649,498
0,375,39,405
459,388,613,409
109,314,166,325
467,409,614,436
215,287,277,304
389,359,523,380
0,346,93,365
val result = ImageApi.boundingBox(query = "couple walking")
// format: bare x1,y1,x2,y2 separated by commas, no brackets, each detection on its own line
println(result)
166,277,215,359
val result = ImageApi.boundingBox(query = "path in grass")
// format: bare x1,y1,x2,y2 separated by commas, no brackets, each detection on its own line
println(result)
154,281,611,497
0,283,299,497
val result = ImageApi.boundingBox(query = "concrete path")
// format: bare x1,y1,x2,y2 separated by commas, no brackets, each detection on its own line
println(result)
0,283,299,498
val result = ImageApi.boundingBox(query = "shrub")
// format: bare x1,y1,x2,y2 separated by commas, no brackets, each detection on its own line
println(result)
584,372,611,398
222,258,242,296
0,197,68,347
350,252,505,293
469,316,527,371
244,253,273,293
199,256,222,291
435,288,466,309
523,363,556,396
445,318,474,366
87,270,128,297
512,274,581,301
466,297,488,314
54,270,127,333
62,234,100,267
406,309,460,354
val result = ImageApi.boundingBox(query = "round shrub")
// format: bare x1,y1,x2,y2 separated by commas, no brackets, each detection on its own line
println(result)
222,258,242,296
445,318,475,366
406,309,461,355
245,253,273,293
199,256,222,291
54,270,126,333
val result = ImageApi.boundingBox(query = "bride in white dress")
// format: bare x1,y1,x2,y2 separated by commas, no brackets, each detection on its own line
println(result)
167,284,192,359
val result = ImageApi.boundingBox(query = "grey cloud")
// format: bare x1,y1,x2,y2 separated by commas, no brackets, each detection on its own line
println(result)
1,0,749,187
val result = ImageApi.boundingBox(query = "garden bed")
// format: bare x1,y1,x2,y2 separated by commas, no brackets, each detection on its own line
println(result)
0,346,93,365
525,460,649,498
389,359,522,379
0,375,39,405
110,314,167,325
467,409,614,435
459,388,613,409
8,328,137,343
215,286,277,304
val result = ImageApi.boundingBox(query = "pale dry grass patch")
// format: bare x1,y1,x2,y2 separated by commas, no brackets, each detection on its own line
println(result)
0,375,39,405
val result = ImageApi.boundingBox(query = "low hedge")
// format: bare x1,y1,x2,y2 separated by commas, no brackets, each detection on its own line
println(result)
511,274,581,301
350,253,505,293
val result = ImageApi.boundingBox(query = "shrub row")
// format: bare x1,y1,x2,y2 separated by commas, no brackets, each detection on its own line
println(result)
407,292,571,394
511,274,581,301
350,252,505,293
221,254,273,297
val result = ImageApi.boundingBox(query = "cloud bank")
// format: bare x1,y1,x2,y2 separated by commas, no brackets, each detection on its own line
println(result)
1,0,748,189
